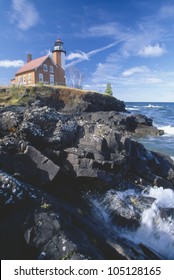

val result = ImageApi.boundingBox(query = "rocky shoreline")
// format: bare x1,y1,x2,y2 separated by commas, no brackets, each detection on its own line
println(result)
0,90,174,259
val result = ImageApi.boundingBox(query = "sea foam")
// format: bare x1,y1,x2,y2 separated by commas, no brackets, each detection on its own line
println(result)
123,187,174,259
143,104,163,109
126,107,139,111
159,125,174,136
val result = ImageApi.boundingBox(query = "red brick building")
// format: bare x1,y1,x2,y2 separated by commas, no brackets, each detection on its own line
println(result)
11,38,66,86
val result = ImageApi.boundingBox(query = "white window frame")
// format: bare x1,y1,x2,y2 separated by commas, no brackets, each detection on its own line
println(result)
18,76,21,84
50,65,54,73
43,64,48,71
39,73,43,82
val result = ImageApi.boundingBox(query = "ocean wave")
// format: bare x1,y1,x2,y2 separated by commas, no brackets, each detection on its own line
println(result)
126,107,139,111
159,125,174,135
143,104,163,108
123,187,174,259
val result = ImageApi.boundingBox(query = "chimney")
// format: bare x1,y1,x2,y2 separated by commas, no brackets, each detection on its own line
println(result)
27,54,32,63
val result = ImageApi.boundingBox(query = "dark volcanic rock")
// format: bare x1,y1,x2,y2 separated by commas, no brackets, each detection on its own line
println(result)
79,92,126,113
22,146,61,185
0,170,27,210
28,90,126,113
24,209,105,260
97,190,156,229
19,106,79,149
0,105,172,189
0,145,61,186
76,111,163,136
0,90,173,260
0,109,23,137
1,170,155,260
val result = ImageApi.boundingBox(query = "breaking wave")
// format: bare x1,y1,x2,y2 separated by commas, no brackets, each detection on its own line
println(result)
143,104,164,109
91,186,174,259
159,125,174,136
122,187,174,259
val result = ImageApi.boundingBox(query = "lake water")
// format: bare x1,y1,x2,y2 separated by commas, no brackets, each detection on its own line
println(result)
126,102,174,158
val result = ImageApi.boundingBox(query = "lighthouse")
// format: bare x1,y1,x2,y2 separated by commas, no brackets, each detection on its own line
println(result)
52,38,66,70
11,38,66,86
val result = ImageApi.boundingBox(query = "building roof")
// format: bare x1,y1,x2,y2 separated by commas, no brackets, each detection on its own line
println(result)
16,55,49,75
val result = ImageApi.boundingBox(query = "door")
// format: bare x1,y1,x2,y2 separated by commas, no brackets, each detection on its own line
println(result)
50,74,54,85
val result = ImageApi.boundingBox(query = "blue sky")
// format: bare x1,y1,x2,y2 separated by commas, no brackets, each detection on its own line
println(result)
1,0,174,101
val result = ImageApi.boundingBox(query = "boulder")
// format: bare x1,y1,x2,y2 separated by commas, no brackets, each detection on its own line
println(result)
19,106,79,149
0,110,23,137
0,145,61,186
21,146,60,186
94,189,156,229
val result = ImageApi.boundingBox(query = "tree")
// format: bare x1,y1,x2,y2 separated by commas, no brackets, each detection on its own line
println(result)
105,83,113,96
66,66,85,89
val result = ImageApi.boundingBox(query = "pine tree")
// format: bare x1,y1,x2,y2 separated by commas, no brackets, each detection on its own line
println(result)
105,83,113,96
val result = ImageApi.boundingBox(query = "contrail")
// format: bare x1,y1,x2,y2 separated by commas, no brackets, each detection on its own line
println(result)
65,38,129,68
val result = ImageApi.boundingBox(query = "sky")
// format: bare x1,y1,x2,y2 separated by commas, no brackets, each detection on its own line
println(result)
1,0,174,101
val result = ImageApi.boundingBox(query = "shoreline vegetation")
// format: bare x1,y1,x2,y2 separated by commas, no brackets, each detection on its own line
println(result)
0,84,95,106
0,85,174,260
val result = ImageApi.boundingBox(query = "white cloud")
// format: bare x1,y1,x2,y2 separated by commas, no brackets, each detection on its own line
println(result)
0,59,25,68
159,4,174,19
11,0,40,30
120,25,165,57
85,19,166,59
66,51,89,61
122,66,150,77
138,43,166,57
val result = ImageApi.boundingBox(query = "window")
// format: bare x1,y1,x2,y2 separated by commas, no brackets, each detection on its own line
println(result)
43,64,48,71
50,74,54,85
23,75,26,83
28,73,31,82
50,66,54,73
39,73,43,82
18,76,21,84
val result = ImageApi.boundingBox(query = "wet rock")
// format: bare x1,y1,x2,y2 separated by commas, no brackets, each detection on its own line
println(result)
154,176,174,189
0,169,51,211
24,210,105,260
159,208,174,220
0,170,27,209
134,114,153,126
94,190,156,229
134,126,163,137
148,152,174,186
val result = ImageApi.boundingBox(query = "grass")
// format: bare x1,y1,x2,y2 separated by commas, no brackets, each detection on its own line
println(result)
0,84,100,106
